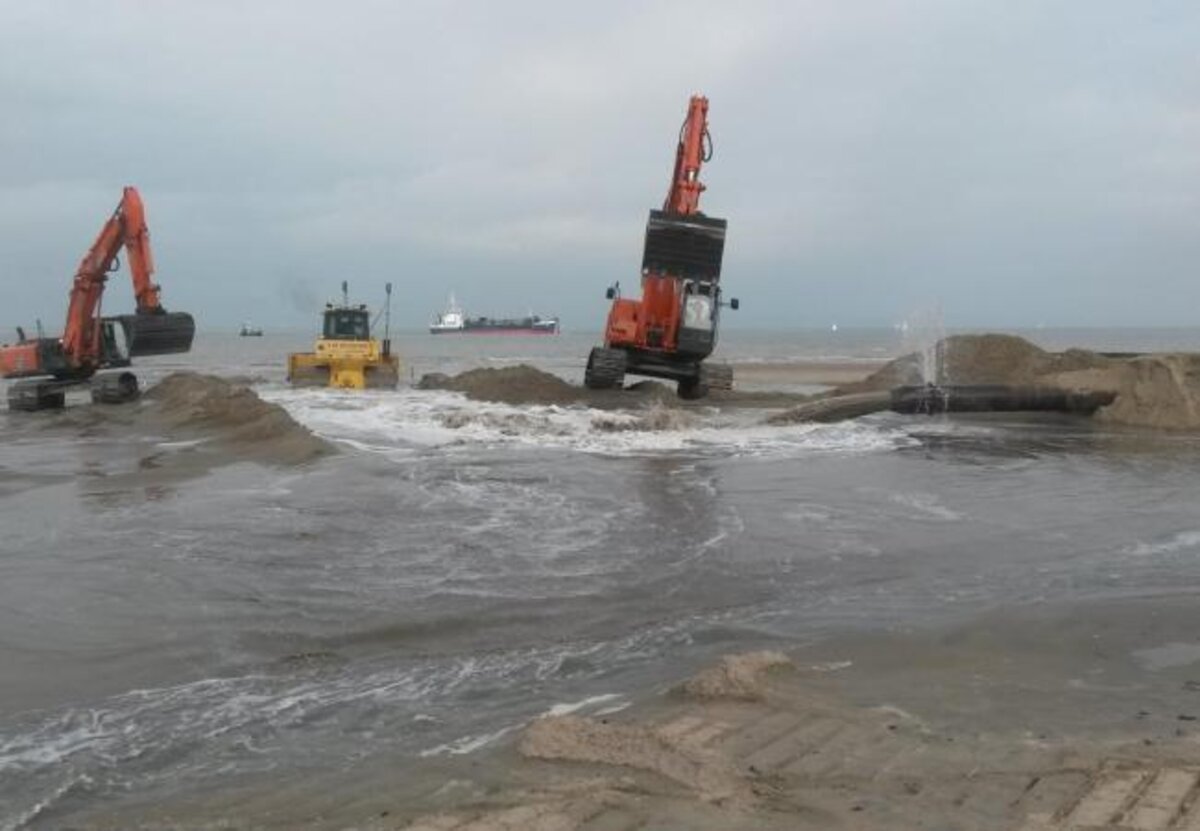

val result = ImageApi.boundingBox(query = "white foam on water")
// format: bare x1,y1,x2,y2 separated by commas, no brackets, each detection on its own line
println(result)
262,387,913,460
543,693,626,718
153,438,208,450
416,693,630,759
888,491,962,522
1,773,92,831
0,599,750,827
811,661,853,673
1125,530,1200,557
418,725,517,758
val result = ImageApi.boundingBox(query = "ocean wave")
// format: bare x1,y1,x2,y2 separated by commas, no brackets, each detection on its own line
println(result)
262,388,913,460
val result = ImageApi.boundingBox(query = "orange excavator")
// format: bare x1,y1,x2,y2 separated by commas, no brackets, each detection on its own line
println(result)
0,186,195,411
585,94,737,399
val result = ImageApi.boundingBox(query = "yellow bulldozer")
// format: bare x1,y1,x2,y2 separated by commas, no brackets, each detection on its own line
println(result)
287,282,400,389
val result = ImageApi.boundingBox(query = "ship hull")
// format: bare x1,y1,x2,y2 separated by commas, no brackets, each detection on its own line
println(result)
430,319,559,335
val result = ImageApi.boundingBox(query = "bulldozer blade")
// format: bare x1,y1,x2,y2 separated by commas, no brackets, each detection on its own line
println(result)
287,362,333,387
117,312,196,357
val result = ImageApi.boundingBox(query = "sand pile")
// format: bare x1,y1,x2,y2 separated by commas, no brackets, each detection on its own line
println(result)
519,715,750,803
674,651,793,702
418,365,585,406
144,373,332,464
805,334,1200,431
1045,353,1200,431
846,334,1109,392
514,653,796,808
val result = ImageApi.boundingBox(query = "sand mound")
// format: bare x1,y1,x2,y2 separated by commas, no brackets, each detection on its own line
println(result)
519,715,749,803
144,373,332,464
848,334,1109,392
675,651,793,702
418,365,584,406
815,333,1200,431
1046,354,1200,431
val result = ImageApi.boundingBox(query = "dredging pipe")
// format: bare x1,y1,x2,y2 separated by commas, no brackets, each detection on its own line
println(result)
768,385,1118,425
890,384,1117,415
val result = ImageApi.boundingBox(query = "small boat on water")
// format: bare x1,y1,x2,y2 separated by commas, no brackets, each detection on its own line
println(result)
239,323,264,337
429,294,559,335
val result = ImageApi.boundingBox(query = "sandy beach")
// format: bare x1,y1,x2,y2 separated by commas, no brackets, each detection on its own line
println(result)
76,595,1200,830
380,595,1200,831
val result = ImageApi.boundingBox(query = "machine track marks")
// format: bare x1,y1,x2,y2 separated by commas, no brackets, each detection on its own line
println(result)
738,716,846,773
1017,765,1200,831
404,799,611,831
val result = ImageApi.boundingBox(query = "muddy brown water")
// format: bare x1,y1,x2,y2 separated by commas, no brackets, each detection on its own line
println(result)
4,329,1200,828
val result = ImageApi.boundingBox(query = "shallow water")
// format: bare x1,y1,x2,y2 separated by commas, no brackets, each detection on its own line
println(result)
3,329,1200,828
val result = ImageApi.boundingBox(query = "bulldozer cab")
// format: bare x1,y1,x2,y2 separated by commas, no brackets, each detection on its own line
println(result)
322,307,371,341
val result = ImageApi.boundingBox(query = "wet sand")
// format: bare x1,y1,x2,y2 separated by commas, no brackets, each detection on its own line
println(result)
79,594,1200,830
385,595,1200,831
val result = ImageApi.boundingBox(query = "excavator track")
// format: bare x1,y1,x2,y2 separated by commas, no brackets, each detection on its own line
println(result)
677,375,708,400
90,371,140,404
701,362,733,392
676,362,733,400
6,379,68,411
584,347,626,390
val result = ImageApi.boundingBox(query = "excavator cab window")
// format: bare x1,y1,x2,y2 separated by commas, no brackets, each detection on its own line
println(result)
682,281,716,331
323,309,370,341
100,319,132,367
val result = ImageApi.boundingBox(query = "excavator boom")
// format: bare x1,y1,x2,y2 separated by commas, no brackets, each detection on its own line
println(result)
664,95,711,216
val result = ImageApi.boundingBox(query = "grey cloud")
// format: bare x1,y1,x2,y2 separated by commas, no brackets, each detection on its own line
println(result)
1,1,1198,332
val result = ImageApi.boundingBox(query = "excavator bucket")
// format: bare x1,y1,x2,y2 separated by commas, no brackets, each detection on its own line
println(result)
115,311,196,357
642,210,727,282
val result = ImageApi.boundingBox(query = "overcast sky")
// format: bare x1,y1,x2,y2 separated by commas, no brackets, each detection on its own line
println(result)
1,1,1197,332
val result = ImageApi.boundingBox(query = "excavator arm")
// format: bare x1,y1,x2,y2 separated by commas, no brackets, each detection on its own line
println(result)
637,95,727,331
60,187,166,369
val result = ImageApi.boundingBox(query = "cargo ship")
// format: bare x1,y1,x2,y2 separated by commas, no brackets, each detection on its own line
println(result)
430,295,559,335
